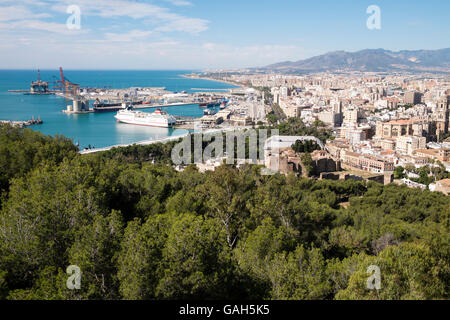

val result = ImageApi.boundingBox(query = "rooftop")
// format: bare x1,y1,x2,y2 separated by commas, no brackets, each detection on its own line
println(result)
436,179,450,187
416,149,438,155
387,119,415,125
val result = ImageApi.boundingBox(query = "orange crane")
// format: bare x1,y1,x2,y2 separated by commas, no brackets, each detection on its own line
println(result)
53,67,79,95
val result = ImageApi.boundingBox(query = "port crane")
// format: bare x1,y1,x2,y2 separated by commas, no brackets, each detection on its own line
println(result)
50,67,80,96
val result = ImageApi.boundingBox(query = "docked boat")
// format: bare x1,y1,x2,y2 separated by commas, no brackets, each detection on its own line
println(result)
203,108,217,116
114,108,177,128
220,101,228,109
94,102,126,113
93,99,143,113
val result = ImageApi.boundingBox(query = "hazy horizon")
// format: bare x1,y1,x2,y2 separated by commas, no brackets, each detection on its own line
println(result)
2,47,450,72
1,0,449,69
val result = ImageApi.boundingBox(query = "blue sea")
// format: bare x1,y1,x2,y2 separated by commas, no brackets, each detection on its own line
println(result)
0,70,237,149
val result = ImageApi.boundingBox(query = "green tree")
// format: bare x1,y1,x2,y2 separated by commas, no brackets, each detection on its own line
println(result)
266,113,279,125
156,214,237,299
0,124,77,197
68,211,124,299
0,270,7,299
198,165,254,248
7,266,69,300
234,218,295,298
301,153,314,177
117,214,173,299
0,159,105,289
336,242,448,300
268,246,331,300
394,166,405,179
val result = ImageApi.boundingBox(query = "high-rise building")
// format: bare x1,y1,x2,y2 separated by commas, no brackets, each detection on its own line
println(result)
318,111,343,127
435,95,449,139
280,86,289,98
404,91,422,105
345,129,366,145
343,107,359,126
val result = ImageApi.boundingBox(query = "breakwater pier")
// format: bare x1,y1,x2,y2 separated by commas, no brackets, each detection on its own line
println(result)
0,118,43,128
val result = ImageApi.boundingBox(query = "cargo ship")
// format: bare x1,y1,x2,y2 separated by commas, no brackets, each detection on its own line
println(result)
199,101,220,108
93,99,143,113
114,108,177,128
220,100,228,109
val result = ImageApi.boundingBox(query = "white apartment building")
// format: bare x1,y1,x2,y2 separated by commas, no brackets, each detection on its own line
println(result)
343,107,360,126
345,129,367,145
395,136,427,156
374,99,389,110
279,98,301,118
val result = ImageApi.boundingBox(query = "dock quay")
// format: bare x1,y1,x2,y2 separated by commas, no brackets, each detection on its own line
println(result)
62,110,94,114
190,88,231,92
62,102,203,114
0,118,43,128
8,90,56,95
174,116,197,130
175,123,195,130
79,133,191,155
134,102,199,109
79,127,237,155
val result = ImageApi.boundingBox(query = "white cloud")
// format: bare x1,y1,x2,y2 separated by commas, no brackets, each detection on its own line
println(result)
0,0,48,6
164,0,193,6
0,0,208,36
48,0,208,34
105,29,153,42
0,1,307,69
0,5,51,21
199,42,307,67
0,19,88,35
155,17,208,33
0,31,308,69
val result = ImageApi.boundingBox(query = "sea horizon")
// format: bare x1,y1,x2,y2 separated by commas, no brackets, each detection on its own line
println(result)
0,70,238,149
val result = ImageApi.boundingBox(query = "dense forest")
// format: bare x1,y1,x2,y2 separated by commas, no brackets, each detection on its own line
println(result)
0,124,448,300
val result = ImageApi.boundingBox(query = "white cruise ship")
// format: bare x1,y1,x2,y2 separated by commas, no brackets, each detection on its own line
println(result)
114,108,177,128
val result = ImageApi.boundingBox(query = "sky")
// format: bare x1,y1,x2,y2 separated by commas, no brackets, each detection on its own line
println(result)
0,0,449,70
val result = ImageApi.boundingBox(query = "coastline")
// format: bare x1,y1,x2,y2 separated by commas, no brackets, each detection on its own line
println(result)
77,73,250,152
79,126,243,155
180,74,243,89
79,132,190,155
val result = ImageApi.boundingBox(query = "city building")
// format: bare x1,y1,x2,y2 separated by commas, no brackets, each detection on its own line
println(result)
395,136,427,156
415,148,450,162
430,179,450,195
404,91,422,105
375,119,432,139
343,107,360,126
435,95,449,139
341,150,395,174
345,128,367,145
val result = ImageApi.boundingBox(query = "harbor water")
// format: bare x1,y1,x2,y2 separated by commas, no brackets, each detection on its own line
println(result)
0,70,237,149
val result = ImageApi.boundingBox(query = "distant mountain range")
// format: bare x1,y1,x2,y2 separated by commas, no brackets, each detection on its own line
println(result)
262,48,450,74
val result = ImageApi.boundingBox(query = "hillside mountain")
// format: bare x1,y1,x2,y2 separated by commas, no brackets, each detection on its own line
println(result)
263,48,450,73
